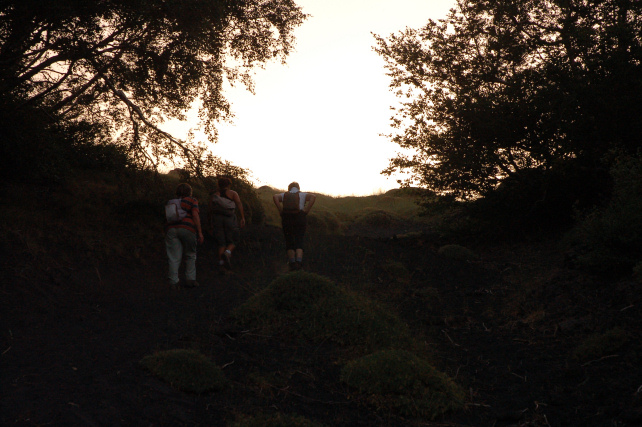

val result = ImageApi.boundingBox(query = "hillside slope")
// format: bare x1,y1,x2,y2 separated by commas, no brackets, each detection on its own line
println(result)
2,177,642,426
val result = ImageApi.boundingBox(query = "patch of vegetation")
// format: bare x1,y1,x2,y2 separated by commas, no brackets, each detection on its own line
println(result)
140,349,228,393
438,244,479,262
384,187,434,198
340,349,465,419
0,103,133,184
413,287,441,311
565,154,642,276
572,328,628,363
448,161,613,242
634,261,642,284
230,413,325,427
233,271,412,353
379,259,412,285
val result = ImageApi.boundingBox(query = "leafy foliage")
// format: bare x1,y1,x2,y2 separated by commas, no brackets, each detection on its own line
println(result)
375,0,642,198
340,349,464,419
233,271,412,353
466,161,612,236
565,154,642,275
140,349,228,393
0,0,306,176
0,102,131,182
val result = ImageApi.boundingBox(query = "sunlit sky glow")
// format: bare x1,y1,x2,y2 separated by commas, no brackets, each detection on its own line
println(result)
176,0,455,196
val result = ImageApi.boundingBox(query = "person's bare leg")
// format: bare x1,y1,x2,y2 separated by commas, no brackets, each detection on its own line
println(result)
295,249,303,269
222,244,234,269
287,249,296,270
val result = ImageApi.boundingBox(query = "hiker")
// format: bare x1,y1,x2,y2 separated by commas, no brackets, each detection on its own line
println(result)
210,177,246,271
166,183,204,288
273,182,316,271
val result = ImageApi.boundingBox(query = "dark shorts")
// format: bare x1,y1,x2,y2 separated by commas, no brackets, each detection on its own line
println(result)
281,211,307,251
211,213,239,247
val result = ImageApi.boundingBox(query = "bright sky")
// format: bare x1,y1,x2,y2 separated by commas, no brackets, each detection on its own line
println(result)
199,0,454,196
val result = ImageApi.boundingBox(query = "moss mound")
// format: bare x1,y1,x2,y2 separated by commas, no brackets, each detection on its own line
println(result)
233,271,412,352
340,349,465,419
140,349,227,393
353,209,398,228
307,209,342,234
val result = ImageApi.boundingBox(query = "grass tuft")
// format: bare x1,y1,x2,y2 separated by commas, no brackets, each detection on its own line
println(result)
231,413,326,427
340,349,465,419
437,244,479,262
233,271,412,352
140,349,228,393
572,328,628,362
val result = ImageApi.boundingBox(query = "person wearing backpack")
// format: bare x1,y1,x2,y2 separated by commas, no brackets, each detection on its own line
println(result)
165,183,204,288
273,182,316,271
210,177,246,271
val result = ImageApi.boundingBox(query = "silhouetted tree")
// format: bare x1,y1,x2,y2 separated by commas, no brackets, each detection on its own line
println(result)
374,0,642,199
0,0,306,175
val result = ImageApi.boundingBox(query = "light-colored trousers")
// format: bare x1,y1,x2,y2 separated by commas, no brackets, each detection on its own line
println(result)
165,227,197,285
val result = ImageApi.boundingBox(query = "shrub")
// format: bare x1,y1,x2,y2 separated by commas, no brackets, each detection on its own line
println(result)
233,271,412,352
340,349,465,419
231,413,325,427
437,244,478,262
468,161,612,237
140,349,228,393
565,154,642,276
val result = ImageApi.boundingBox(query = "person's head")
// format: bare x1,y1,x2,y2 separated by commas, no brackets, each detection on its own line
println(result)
218,177,232,190
288,181,300,192
176,183,193,198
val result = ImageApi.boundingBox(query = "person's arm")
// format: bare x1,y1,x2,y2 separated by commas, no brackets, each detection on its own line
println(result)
192,208,205,244
232,191,246,228
272,194,283,214
303,194,316,214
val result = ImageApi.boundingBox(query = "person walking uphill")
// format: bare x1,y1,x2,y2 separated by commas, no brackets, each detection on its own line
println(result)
210,177,245,271
165,183,204,288
273,182,316,271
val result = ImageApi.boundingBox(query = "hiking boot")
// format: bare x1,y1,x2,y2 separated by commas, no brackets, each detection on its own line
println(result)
295,261,303,270
184,280,200,288
169,281,181,290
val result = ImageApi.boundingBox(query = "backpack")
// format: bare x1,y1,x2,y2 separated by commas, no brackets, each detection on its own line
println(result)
282,191,301,214
210,193,236,217
165,198,188,223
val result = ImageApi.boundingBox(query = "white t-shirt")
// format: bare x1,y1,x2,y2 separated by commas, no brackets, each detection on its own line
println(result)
278,189,307,211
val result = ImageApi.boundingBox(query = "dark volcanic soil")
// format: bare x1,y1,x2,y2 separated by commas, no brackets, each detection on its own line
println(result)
2,223,642,426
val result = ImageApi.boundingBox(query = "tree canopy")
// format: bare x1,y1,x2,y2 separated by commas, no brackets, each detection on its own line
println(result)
375,0,642,198
0,0,306,176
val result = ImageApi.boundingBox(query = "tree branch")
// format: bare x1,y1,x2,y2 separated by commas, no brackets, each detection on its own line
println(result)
95,65,204,177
